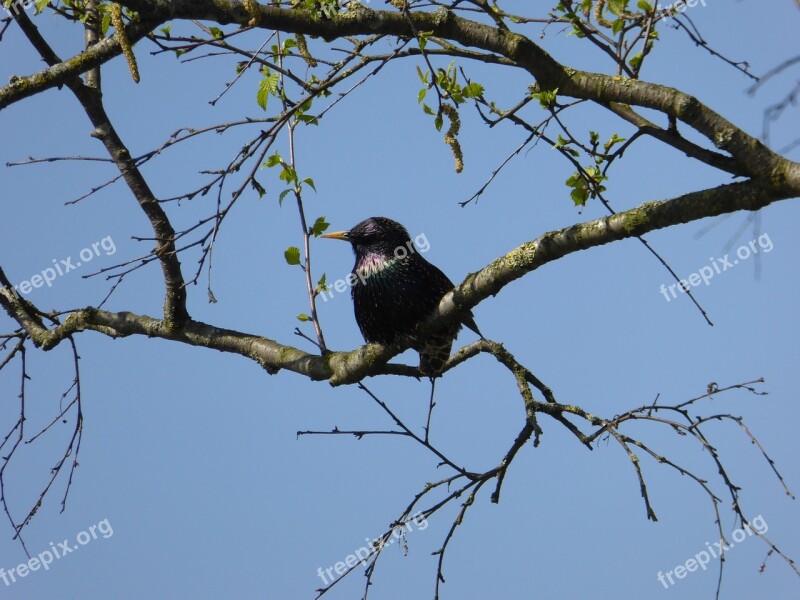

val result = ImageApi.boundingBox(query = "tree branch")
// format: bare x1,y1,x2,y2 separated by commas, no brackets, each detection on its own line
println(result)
1,179,794,385
10,8,189,326
5,3,798,188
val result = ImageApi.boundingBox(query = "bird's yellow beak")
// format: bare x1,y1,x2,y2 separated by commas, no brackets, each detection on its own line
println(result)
320,231,349,240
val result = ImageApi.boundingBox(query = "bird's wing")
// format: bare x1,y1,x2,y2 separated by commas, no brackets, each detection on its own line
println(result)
423,260,482,337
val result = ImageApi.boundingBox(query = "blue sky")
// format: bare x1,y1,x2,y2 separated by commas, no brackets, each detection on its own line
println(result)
1,2,799,599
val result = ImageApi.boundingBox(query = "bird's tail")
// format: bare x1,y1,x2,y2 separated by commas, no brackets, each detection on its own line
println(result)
418,330,456,377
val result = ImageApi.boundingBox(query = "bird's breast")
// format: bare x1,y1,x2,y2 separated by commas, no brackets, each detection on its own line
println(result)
354,253,401,281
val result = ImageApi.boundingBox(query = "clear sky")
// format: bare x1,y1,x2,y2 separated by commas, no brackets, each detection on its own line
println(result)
1,2,798,599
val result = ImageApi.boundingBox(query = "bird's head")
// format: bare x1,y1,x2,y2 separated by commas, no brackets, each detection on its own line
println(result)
321,216,412,259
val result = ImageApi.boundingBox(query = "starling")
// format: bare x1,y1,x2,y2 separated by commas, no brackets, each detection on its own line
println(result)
322,217,481,376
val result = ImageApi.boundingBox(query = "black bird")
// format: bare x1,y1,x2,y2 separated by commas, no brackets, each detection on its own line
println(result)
322,217,480,376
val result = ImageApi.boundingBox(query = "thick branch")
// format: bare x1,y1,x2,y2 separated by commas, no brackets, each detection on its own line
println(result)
424,179,796,337
4,3,798,186
1,179,794,384
107,1,798,184
0,18,157,109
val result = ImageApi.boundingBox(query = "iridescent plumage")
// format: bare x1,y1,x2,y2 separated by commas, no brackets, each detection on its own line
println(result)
323,217,480,376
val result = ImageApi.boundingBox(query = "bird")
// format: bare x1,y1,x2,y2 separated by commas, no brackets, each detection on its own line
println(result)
321,216,481,376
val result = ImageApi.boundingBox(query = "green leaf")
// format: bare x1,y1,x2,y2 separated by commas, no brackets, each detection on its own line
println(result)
565,172,590,206
611,18,625,35
296,313,311,322
567,25,586,39
422,103,435,116
257,82,269,111
101,12,111,35
463,82,484,99
585,166,606,182
607,0,629,16
629,53,644,70
284,246,301,266
434,114,444,131
603,133,627,152
278,189,292,206
553,134,570,149
418,31,433,52
531,88,558,109
311,216,329,237
279,165,298,185
256,71,280,111
302,177,317,192
34,0,48,12
208,26,223,39
315,273,329,294
160,24,172,37
264,152,282,168
416,66,430,85
637,0,653,11
296,98,314,115
570,186,589,206
418,88,427,103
